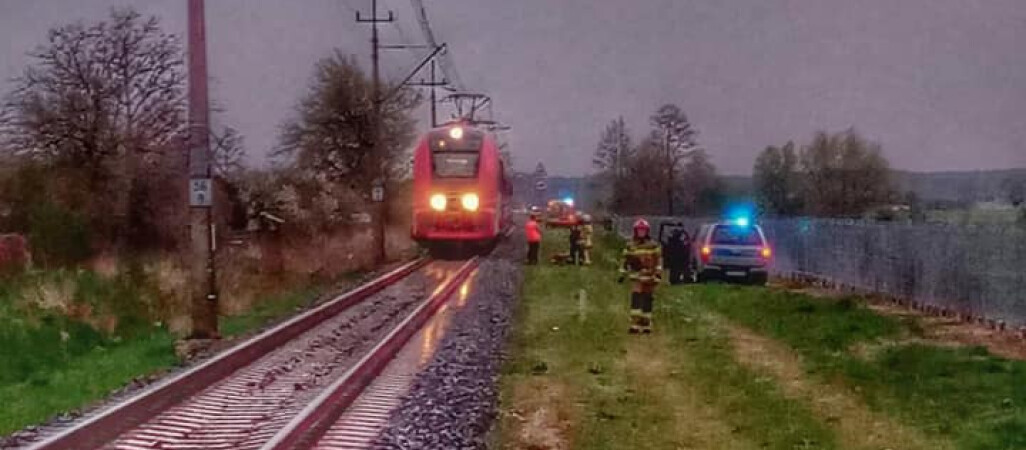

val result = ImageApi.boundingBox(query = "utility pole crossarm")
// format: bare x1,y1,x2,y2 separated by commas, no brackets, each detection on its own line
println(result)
380,44,436,49
382,44,447,103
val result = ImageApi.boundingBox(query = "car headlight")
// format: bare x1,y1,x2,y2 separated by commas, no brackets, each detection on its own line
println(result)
461,193,479,211
430,194,447,211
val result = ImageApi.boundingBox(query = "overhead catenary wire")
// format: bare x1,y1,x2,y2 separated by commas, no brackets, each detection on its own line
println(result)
409,0,464,91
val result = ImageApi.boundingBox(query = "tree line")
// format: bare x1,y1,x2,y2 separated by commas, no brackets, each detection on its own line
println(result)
0,8,420,267
592,104,722,216
590,105,898,219
753,129,895,218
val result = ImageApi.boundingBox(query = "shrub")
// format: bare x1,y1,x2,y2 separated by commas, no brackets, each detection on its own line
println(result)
27,203,92,267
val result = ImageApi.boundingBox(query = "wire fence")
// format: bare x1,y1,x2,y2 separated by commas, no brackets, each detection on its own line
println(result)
614,216,1026,328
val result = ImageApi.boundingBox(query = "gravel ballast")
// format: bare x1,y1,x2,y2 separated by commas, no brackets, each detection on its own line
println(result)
375,236,525,449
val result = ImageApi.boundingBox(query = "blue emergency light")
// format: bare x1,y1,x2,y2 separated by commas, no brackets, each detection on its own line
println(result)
564,197,574,206
724,201,756,228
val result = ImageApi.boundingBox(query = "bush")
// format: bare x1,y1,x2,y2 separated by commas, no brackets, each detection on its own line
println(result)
28,203,92,267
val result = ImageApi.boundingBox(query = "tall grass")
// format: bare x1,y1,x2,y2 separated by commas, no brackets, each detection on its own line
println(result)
689,285,1026,449
0,269,177,435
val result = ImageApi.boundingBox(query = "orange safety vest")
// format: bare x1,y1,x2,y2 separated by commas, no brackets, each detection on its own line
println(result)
525,219,542,243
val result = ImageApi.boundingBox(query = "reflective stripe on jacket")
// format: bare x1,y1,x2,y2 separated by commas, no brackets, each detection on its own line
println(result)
620,238,662,282
580,224,594,247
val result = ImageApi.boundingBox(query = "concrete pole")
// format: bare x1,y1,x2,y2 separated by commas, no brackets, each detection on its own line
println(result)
187,0,218,338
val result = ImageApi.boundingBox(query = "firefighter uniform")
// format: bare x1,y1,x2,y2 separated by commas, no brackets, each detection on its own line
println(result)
619,219,662,333
579,214,594,265
568,221,583,265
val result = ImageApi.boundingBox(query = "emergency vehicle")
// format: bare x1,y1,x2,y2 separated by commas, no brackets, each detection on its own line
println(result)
691,217,772,285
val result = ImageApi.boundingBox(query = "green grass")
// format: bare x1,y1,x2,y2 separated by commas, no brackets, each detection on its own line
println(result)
689,286,1026,449
659,292,838,449
498,231,836,449
220,271,365,337
0,268,357,436
0,270,177,435
220,285,326,337
0,331,177,435
686,286,905,370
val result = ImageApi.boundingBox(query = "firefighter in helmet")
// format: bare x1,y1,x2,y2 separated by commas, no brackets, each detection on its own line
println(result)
568,214,583,265
579,214,594,265
618,219,662,333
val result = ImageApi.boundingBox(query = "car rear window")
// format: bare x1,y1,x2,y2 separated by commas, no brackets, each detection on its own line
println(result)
711,225,763,245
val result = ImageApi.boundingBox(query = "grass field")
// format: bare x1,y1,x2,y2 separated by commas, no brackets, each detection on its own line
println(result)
0,269,350,436
497,231,1025,449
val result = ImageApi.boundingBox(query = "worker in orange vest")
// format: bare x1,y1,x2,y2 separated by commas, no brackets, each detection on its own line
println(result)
525,207,543,264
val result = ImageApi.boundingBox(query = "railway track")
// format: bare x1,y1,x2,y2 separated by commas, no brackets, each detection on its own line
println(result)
25,257,480,450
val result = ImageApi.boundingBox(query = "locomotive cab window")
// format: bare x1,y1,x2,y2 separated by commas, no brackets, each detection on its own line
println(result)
433,152,480,178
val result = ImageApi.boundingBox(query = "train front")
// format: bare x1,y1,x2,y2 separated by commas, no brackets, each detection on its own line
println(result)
411,125,502,243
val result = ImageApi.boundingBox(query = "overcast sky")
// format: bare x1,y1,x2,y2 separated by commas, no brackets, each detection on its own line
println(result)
1,0,1024,175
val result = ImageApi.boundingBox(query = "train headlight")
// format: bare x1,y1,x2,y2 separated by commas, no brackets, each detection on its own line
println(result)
449,126,464,140
430,194,447,211
461,193,479,211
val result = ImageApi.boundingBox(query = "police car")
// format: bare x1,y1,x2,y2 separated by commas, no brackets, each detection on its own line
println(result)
691,217,772,285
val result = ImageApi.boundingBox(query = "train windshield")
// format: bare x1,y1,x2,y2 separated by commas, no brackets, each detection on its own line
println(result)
433,152,479,178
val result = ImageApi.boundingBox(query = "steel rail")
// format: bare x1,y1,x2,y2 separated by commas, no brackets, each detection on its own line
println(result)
261,257,480,450
27,258,430,450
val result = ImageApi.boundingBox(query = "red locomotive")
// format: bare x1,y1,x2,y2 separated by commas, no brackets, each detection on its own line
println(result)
411,123,512,255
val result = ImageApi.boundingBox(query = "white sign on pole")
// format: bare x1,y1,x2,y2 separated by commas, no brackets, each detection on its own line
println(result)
190,178,213,207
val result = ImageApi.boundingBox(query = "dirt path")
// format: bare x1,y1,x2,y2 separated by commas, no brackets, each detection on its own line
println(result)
725,323,954,450
625,334,758,450
504,377,574,450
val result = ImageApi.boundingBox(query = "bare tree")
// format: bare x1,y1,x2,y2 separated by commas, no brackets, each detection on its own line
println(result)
649,104,700,215
1,8,185,173
800,129,892,217
754,141,803,215
620,137,669,214
678,149,721,215
0,8,186,247
277,53,420,188
593,116,633,178
211,126,245,181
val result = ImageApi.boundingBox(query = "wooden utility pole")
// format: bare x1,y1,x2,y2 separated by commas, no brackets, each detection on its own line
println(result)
357,0,393,265
358,2,449,263
187,0,218,338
